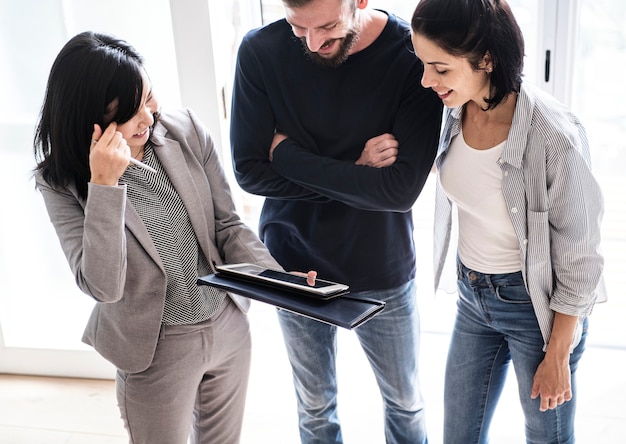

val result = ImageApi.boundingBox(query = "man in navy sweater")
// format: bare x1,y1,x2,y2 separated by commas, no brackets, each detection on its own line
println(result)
230,0,442,442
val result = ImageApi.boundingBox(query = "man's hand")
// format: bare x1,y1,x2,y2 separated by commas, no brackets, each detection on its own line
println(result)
355,133,399,168
269,131,288,161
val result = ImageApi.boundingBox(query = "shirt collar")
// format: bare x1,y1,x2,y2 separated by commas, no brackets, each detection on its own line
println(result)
444,82,535,169
500,83,535,169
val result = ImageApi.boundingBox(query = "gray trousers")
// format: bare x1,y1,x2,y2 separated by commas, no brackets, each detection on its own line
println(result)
115,298,251,444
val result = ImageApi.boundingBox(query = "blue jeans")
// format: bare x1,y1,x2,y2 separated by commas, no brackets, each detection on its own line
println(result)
278,279,427,444
445,261,587,444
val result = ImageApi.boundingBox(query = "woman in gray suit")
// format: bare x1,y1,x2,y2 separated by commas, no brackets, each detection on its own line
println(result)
33,31,288,444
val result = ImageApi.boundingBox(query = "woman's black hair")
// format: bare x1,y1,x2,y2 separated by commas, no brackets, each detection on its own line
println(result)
411,0,524,109
33,31,148,199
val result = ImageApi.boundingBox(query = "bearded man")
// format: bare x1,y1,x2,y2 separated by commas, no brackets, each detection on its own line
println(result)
230,1,443,442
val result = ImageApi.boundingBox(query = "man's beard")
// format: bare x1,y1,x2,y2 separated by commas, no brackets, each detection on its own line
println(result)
300,30,358,68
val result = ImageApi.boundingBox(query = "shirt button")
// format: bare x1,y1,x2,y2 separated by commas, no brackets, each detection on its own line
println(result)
511,207,518,214
504,171,509,176
523,239,528,245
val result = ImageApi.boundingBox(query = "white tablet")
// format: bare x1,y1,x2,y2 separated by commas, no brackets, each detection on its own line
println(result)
215,263,349,298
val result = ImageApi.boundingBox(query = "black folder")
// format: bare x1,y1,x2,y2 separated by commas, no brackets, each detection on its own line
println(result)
197,273,385,329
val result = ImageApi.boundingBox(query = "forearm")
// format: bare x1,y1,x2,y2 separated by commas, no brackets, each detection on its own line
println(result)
230,115,330,202
39,181,128,302
270,84,442,211
233,159,331,202
230,47,330,203
531,311,578,411
548,147,604,315
78,184,128,301
545,312,578,360
271,139,434,212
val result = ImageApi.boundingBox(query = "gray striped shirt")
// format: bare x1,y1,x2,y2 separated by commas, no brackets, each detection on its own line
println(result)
433,82,606,350
121,143,225,325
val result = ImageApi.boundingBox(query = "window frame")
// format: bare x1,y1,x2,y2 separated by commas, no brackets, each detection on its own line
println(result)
0,0,614,378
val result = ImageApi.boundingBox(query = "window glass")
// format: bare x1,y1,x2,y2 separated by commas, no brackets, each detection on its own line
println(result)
507,0,540,85
571,0,626,176
570,0,626,348
0,0,86,350
257,0,540,83
0,0,178,351
370,0,541,85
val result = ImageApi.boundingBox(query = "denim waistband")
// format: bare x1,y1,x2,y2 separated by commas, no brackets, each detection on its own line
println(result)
457,259,524,288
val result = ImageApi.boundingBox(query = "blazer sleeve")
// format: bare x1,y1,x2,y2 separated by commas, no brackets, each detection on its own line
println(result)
35,176,128,303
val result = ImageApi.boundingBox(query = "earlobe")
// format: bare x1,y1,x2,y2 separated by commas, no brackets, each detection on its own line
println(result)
357,0,368,10
481,51,494,73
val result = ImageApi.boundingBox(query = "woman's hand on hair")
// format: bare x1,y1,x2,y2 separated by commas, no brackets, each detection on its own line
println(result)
89,123,131,186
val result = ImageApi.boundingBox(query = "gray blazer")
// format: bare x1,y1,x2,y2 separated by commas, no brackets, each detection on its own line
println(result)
36,108,280,373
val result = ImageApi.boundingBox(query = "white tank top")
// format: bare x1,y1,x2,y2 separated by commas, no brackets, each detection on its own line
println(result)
439,129,521,274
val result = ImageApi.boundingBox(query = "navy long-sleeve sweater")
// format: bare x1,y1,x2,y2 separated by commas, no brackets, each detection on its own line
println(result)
230,12,443,292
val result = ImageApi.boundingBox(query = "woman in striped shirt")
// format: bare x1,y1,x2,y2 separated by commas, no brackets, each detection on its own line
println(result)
410,1,605,443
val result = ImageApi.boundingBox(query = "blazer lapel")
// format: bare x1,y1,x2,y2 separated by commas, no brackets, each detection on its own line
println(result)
152,137,213,260
124,203,163,268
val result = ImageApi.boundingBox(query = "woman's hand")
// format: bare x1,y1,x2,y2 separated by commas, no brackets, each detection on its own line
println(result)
291,270,318,287
89,122,131,186
531,354,572,411
530,312,578,411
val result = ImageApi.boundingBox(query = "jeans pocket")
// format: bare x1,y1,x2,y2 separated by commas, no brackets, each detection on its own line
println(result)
495,283,532,304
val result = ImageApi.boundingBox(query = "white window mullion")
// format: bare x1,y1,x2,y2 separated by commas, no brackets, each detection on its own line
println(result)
168,0,223,150
537,0,580,106
168,0,262,216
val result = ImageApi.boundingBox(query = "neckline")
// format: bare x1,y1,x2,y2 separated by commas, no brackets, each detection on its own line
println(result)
459,126,506,152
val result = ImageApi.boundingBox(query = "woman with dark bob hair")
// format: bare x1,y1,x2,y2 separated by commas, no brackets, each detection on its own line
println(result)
33,31,291,444
411,1,606,443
